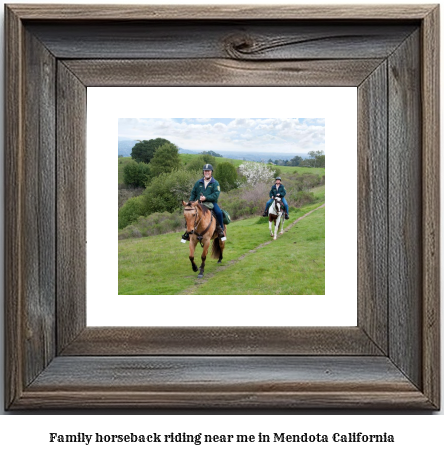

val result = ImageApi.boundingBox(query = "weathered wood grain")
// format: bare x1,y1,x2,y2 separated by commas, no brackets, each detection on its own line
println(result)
5,4,24,411
21,28,57,387
421,6,440,409
388,31,422,389
4,4,440,410
26,22,416,60
63,58,384,87
7,4,435,20
61,327,382,356
357,62,388,354
13,356,433,409
56,62,87,354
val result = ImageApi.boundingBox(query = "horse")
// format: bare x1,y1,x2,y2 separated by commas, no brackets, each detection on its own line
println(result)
268,197,285,240
182,201,226,278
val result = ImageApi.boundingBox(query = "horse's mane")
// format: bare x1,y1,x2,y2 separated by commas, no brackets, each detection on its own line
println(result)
199,202,209,215
186,201,209,215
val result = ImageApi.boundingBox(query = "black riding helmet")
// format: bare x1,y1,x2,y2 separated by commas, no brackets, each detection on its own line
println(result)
203,164,213,172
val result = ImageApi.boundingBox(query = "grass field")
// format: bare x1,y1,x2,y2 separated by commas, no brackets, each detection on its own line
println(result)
119,202,324,295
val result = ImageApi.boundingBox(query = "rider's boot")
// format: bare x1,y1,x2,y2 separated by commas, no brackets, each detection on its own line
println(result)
182,231,190,241
262,208,268,217
285,212,289,220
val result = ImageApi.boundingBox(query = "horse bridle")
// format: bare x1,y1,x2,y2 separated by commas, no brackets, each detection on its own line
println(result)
273,198,283,213
184,205,214,241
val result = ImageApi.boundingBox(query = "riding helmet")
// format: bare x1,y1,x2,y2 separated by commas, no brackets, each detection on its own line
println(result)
203,164,214,171
275,176,282,181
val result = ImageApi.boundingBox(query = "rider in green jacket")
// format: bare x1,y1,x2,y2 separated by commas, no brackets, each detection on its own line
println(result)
182,164,225,240
262,177,290,219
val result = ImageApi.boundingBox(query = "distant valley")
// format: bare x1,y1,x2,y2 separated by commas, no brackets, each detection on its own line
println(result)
118,139,308,163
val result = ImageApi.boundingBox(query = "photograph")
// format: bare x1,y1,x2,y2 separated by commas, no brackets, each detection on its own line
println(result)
118,118,325,295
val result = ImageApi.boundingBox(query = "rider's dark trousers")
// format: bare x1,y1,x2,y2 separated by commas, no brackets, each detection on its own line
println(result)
213,203,224,230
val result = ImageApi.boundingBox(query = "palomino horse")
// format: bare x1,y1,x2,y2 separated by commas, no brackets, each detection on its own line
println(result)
182,201,226,278
268,197,285,240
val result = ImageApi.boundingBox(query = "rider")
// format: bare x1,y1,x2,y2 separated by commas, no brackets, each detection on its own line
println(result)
262,176,290,219
182,163,225,241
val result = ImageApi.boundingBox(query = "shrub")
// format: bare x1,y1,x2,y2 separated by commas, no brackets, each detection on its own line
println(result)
122,161,151,187
186,155,206,173
118,211,185,239
143,168,197,215
199,154,217,170
216,162,238,191
238,162,274,185
292,191,316,207
267,164,281,178
118,195,148,229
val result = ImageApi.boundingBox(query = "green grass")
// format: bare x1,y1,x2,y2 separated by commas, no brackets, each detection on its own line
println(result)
119,202,324,295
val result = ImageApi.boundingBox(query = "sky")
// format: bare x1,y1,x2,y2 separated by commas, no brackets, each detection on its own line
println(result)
118,118,325,154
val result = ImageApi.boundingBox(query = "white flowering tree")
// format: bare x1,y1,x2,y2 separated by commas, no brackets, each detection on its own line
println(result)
238,162,275,186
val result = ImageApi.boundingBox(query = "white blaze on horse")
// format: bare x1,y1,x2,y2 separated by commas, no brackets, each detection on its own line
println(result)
268,197,285,240
182,201,226,278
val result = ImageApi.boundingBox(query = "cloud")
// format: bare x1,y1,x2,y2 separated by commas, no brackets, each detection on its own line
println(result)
118,118,324,154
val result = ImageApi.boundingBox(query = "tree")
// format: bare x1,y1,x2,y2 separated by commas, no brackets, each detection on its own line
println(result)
186,155,207,173
216,162,238,191
123,161,151,187
289,155,304,167
200,150,223,157
131,138,172,164
149,143,181,176
200,154,217,170
308,150,325,168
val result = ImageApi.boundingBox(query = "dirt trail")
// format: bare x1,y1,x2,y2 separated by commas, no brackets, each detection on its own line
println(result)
178,203,325,295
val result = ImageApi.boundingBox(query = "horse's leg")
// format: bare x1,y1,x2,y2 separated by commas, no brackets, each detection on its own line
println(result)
280,215,284,234
189,237,199,272
272,217,278,240
198,237,210,278
269,218,274,237
218,231,225,263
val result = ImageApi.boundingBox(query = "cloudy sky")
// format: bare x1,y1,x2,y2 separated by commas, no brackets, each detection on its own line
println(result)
118,118,324,154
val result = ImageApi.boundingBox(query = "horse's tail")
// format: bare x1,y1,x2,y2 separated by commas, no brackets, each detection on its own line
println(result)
211,237,222,259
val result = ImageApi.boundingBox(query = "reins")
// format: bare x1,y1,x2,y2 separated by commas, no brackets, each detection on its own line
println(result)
184,205,214,246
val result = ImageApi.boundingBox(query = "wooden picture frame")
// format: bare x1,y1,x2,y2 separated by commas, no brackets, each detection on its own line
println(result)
5,4,440,410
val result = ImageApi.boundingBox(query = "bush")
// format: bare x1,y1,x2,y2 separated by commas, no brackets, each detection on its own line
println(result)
238,162,274,185
186,155,207,173
143,168,198,215
200,154,217,170
216,162,238,191
291,191,316,207
118,195,148,229
122,161,151,187
118,211,184,239
267,164,281,178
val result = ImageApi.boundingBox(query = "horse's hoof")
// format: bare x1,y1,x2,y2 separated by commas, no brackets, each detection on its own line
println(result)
197,273,204,279
192,265,198,272
218,259,222,263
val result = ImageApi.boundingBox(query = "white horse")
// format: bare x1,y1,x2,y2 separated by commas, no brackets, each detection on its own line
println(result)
268,197,285,240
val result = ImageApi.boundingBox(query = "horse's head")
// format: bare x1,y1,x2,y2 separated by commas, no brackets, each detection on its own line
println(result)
182,200,200,234
274,197,283,212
